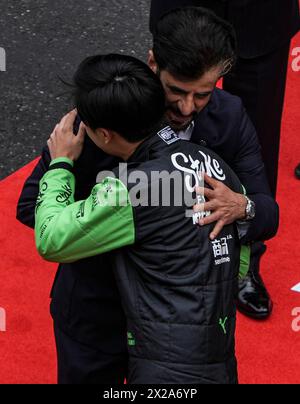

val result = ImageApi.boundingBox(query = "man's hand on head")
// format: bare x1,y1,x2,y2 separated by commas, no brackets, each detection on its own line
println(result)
47,110,86,162
194,173,247,240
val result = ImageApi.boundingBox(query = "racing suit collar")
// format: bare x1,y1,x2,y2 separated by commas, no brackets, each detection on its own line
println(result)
127,126,178,164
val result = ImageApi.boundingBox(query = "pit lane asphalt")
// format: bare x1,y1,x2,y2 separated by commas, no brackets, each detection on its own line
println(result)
0,0,152,179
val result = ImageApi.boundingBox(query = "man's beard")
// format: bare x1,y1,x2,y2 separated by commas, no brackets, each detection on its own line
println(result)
166,106,198,132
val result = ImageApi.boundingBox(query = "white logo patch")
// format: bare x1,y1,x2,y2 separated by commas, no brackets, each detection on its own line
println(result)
211,235,233,266
158,126,180,145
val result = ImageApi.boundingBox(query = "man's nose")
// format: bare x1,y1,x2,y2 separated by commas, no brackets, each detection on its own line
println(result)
178,96,196,116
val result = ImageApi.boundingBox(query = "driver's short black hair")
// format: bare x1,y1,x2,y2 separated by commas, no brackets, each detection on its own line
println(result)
74,54,166,142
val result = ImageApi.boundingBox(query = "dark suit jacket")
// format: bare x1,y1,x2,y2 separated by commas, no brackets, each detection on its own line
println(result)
16,88,279,347
150,0,300,58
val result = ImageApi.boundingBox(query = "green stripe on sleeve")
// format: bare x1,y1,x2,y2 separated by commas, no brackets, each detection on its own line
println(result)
239,245,251,279
239,184,251,279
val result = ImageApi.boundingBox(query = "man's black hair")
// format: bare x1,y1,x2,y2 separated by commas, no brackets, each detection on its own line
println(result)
73,54,166,142
152,7,237,80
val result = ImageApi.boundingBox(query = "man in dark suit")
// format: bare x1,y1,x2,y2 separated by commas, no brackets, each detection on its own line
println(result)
150,0,300,319
17,7,279,383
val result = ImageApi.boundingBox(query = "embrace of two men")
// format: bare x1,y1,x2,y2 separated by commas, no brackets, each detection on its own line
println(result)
16,2,300,384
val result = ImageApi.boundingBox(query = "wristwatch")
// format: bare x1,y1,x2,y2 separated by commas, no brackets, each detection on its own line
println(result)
244,195,256,221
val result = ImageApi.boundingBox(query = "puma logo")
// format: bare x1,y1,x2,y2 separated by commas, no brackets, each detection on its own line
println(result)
219,317,228,335
0,48,6,72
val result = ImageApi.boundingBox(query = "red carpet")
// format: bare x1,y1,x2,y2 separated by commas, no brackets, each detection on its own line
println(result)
0,159,57,384
236,34,300,384
0,34,300,384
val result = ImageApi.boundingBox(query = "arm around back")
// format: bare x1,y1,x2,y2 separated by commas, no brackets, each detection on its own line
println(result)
16,146,51,229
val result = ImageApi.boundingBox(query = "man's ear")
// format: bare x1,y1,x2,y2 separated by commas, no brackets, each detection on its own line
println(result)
148,50,159,74
96,128,113,144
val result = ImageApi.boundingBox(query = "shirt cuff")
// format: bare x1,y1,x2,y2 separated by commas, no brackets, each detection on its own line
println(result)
236,220,251,240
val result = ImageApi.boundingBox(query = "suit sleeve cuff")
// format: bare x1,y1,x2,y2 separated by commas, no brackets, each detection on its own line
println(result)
236,220,251,240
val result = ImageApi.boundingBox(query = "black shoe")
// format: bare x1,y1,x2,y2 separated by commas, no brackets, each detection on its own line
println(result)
237,271,273,319
295,163,300,179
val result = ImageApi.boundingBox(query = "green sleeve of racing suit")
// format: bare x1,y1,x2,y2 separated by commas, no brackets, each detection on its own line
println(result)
34,158,135,263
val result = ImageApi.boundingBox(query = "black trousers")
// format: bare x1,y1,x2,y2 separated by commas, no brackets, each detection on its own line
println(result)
54,324,128,384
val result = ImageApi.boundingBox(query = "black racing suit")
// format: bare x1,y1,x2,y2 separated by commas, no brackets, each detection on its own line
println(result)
35,129,245,384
